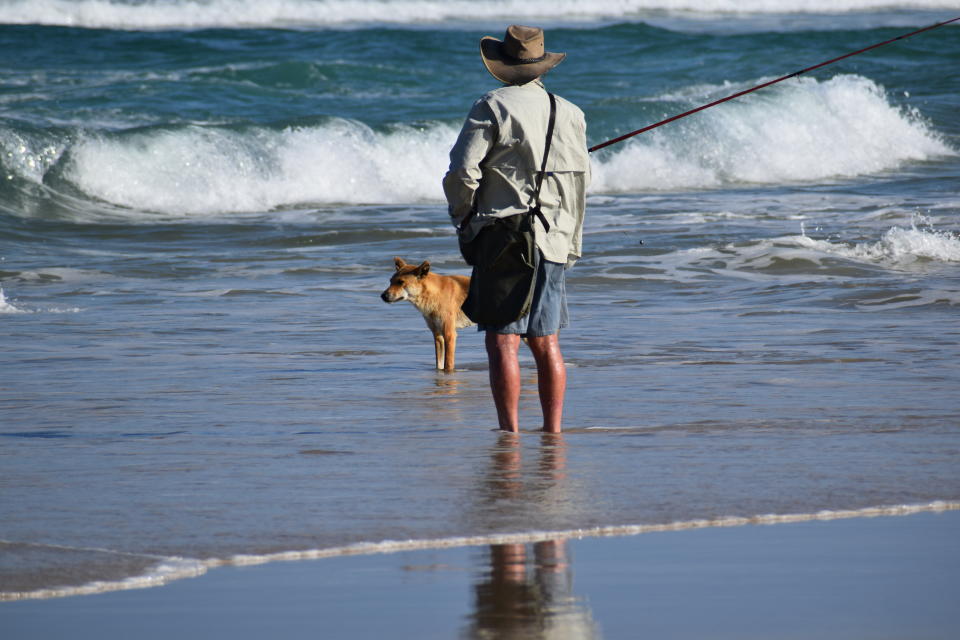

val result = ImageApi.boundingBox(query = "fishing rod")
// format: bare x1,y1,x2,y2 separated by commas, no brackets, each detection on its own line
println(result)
588,15,960,154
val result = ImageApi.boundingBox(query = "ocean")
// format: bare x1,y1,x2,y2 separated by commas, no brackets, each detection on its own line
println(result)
1,0,958,602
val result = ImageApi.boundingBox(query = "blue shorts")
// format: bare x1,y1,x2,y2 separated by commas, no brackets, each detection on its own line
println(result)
479,252,569,337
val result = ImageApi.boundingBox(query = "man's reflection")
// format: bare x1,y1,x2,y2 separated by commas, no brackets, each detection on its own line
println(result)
464,435,601,639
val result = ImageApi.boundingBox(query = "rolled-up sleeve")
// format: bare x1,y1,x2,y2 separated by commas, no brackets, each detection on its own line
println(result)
442,98,497,227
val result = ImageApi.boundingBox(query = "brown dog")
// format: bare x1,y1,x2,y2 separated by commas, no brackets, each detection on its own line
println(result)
380,257,474,372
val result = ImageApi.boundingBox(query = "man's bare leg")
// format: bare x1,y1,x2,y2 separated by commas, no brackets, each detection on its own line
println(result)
527,334,566,434
486,333,522,432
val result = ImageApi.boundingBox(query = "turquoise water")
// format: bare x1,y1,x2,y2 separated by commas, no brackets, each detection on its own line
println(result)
1,1,958,600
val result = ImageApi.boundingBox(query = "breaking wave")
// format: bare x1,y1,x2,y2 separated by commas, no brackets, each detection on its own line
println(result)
1,0,957,30
589,74,953,192
0,74,951,218
0,287,81,314
59,120,459,215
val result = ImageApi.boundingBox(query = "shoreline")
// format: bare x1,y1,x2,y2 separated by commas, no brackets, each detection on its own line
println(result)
4,499,957,603
4,507,957,639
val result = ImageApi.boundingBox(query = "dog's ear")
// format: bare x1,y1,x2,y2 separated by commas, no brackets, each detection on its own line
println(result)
394,257,407,271
415,261,431,278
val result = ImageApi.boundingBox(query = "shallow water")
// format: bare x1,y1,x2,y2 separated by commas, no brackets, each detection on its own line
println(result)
1,1,959,599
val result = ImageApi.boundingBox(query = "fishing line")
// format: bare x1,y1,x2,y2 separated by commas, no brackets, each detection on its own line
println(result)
588,16,960,153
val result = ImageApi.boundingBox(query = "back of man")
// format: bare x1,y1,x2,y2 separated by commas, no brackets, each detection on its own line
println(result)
443,25,589,434
444,80,589,266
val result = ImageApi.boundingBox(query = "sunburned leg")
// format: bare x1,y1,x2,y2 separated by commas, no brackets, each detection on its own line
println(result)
527,334,566,434
485,332,522,432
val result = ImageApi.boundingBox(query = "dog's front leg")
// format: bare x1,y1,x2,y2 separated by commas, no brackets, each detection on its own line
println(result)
433,332,445,370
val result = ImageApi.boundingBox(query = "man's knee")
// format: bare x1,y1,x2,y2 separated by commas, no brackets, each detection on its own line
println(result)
527,333,560,351
486,332,521,357
526,334,563,363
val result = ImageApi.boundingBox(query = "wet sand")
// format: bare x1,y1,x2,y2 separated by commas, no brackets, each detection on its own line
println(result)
3,509,957,639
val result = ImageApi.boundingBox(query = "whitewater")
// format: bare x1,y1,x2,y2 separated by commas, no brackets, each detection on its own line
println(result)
4,75,952,216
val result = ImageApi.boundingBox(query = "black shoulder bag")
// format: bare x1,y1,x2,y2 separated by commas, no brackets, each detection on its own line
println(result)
459,93,556,326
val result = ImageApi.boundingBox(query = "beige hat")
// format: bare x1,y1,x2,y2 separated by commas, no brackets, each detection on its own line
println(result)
480,25,566,85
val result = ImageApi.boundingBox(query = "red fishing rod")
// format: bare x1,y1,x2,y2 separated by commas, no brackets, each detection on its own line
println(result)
588,15,960,153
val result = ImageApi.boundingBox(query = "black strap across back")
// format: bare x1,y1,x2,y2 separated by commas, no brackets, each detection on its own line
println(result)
530,92,556,233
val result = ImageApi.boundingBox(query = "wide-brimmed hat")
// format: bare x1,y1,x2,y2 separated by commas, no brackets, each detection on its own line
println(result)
480,25,566,85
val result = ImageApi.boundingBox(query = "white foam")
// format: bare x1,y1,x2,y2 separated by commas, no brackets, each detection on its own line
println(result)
62,120,457,216
591,75,953,192
0,287,82,314
204,501,960,564
1,0,957,29
0,556,208,602
0,287,26,314
798,222,960,266
849,226,960,264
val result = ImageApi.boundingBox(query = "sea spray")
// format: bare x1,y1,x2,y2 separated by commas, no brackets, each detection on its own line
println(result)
803,222,960,266
0,127,66,184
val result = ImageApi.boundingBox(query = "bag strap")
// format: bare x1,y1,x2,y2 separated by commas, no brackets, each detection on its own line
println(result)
530,92,557,232
459,92,557,232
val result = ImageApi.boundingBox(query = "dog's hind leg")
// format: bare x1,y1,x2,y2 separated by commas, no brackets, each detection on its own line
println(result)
442,325,457,372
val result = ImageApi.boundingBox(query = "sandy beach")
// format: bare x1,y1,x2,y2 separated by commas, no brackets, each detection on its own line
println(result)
4,509,957,639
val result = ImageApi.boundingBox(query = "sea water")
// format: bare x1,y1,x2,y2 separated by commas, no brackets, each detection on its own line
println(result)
1,0,958,600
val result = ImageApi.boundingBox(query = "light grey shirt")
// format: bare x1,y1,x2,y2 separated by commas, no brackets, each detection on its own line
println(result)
443,80,590,266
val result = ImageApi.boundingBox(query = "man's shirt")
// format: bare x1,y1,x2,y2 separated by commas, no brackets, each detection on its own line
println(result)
443,80,590,266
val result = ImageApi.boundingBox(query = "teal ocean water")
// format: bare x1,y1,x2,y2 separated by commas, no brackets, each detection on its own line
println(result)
1,1,959,602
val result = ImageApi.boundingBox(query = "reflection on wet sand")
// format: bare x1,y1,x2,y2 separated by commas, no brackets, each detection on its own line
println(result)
464,435,601,639
428,374,467,398
396,373,474,425
477,433,569,516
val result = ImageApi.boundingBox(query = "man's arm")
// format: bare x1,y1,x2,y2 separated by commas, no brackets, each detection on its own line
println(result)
566,111,591,268
442,98,497,227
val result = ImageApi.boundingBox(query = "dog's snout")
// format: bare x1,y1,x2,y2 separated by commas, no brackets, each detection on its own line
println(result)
382,287,402,303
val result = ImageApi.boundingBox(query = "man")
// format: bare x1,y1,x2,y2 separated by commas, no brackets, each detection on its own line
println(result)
443,25,590,434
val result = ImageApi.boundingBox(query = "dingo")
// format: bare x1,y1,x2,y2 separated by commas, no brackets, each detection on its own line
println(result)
380,257,473,372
